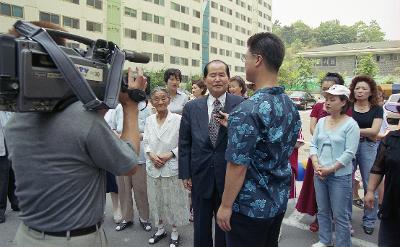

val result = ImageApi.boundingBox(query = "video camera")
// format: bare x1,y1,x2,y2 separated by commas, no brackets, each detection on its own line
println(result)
0,20,150,112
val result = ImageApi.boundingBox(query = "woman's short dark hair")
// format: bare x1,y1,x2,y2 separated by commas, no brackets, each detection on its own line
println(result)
164,68,182,83
339,95,350,115
192,79,207,95
229,76,247,95
321,72,344,85
349,75,379,106
247,32,285,72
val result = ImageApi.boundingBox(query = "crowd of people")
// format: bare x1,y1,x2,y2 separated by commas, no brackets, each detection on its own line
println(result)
0,20,399,247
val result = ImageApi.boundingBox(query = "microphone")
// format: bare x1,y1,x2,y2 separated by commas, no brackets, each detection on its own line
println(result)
124,50,150,64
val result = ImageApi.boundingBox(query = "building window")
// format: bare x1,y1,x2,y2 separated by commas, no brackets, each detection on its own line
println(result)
170,20,189,31
192,59,200,67
376,55,381,62
171,2,189,14
210,47,217,54
390,54,399,61
86,0,102,9
211,1,218,9
329,57,336,66
193,9,200,18
64,0,79,4
142,32,152,42
211,16,218,23
0,3,24,18
192,43,200,51
192,26,200,34
153,34,164,44
211,32,217,39
154,0,165,6
124,7,137,18
63,16,80,29
142,12,153,22
170,56,188,66
315,58,321,66
322,57,329,66
124,28,137,39
40,12,60,25
86,21,102,32
154,15,165,25
153,53,164,63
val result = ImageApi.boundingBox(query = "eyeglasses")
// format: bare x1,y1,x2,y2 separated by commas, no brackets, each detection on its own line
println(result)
240,53,259,63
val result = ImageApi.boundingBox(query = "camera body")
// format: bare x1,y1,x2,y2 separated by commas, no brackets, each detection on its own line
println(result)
0,34,110,112
0,21,150,112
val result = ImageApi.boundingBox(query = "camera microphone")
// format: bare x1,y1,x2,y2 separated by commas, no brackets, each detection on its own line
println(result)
124,50,150,64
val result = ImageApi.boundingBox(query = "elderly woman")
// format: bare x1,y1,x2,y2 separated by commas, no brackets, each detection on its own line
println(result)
190,79,207,100
349,75,383,235
365,100,400,246
310,85,360,247
228,76,247,98
164,68,188,114
143,87,189,247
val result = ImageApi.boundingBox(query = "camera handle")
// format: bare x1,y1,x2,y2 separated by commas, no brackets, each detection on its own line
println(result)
14,20,124,110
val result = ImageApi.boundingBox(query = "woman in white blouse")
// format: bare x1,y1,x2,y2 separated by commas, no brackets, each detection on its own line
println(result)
143,87,189,247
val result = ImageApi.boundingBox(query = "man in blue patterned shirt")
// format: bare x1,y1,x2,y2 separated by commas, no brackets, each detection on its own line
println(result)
216,32,301,247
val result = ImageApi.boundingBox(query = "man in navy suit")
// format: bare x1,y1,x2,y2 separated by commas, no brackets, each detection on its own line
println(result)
179,60,243,247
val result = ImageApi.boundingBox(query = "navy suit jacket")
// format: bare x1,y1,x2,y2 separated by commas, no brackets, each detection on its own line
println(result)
178,93,244,199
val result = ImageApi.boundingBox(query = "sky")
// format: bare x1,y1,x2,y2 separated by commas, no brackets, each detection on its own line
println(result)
272,0,400,40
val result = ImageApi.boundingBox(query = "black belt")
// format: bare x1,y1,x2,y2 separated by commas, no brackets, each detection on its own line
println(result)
29,221,102,237
360,137,375,143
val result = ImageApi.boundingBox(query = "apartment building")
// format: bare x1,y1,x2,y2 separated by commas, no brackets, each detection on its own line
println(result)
0,0,272,80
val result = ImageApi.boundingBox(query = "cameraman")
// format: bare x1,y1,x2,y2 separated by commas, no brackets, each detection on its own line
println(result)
4,22,145,247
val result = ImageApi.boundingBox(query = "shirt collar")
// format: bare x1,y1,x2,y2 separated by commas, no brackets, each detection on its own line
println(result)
208,92,227,107
255,86,285,95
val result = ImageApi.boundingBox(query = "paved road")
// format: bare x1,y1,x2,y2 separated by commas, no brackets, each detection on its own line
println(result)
0,109,379,247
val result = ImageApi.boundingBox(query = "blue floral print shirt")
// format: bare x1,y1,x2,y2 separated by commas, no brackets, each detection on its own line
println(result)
225,86,301,219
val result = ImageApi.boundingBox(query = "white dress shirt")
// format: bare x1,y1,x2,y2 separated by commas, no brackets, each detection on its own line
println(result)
207,92,227,122
143,111,181,178
168,90,189,115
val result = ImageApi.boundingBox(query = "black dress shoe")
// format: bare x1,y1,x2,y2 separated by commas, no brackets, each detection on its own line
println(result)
115,220,133,231
11,205,20,212
363,226,374,235
149,231,167,244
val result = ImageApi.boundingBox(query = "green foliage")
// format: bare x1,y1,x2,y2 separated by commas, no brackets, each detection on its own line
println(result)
273,19,385,47
145,69,166,90
353,20,385,43
355,54,379,77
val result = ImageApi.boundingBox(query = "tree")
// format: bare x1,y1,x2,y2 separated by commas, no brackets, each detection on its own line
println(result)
315,20,356,46
352,20,385,43
355,54,379,77
294,56,314,91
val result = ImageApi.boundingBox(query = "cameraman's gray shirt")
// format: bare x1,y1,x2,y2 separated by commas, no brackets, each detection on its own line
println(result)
4,102,138,232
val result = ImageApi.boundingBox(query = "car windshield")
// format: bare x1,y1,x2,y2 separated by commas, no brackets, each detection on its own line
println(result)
290,91,305,97
388,94,400,103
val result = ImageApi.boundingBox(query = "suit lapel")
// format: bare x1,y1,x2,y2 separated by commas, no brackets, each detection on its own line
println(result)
195,97,213,146
215,94,235,147
157,112,173,138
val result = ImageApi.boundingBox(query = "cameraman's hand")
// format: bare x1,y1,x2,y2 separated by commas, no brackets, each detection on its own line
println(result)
128,67,147,91
119,67,147,106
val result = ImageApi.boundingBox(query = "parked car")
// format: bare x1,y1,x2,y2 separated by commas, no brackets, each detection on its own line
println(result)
384,93,400,130
289,91,316,110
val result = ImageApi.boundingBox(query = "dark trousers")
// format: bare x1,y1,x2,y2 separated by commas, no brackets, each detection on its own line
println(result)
226,212,285,247
379,216,400,247
192,187,226,247
0,155,18,215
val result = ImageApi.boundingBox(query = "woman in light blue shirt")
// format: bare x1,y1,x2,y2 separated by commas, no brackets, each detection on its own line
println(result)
310,85,360,247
